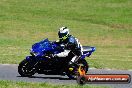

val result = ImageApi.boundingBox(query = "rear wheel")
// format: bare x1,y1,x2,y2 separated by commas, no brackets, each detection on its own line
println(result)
18,59,36,77
77,75,87,85
67,59,89,79
78,59,89,73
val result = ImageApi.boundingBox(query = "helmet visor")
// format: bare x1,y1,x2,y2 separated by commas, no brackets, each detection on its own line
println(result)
58,32,67,38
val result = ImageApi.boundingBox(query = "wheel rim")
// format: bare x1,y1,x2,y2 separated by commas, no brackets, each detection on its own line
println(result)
67,61,88,79
21,61,35,75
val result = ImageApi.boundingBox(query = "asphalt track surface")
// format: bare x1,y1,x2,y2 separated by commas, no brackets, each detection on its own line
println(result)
0,64,131,88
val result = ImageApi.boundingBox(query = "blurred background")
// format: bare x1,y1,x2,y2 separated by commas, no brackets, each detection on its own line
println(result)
0,0,132,69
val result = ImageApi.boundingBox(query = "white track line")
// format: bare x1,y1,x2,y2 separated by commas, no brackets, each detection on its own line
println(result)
0,64,18,66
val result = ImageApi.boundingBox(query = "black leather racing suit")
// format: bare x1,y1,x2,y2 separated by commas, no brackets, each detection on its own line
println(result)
55,35,83,63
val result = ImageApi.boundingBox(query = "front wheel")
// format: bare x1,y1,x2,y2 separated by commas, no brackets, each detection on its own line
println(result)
18,59,36,77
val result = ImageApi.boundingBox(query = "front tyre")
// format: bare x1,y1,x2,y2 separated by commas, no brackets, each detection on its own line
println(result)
18,59,36,77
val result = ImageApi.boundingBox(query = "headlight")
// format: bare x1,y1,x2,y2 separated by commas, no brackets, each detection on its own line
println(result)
30,52,39,56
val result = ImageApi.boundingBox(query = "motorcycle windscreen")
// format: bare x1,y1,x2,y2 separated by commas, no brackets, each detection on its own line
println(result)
32,38,52,53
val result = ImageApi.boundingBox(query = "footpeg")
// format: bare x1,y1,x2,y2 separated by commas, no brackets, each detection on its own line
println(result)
69,68,74,71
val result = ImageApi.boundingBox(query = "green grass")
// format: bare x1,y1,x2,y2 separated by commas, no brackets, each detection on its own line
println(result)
0,80,109,88
0,0,132,69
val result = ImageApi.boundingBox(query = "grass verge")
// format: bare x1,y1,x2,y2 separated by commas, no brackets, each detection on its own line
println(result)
0,80,109,88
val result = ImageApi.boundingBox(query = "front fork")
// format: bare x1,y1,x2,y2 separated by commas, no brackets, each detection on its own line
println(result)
25,56,39,70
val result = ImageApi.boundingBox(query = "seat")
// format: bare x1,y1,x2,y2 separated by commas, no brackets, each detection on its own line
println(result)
82,46,93,53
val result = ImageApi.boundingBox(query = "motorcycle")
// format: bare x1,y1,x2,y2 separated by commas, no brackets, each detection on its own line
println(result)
18,38,95,79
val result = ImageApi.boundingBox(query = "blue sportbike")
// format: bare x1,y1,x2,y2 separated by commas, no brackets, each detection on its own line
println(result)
18,38,95,79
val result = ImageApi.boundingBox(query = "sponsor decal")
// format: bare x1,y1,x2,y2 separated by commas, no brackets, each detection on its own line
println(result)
77,74,131,85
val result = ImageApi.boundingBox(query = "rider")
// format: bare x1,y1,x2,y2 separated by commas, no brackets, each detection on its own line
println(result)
54,27,83,66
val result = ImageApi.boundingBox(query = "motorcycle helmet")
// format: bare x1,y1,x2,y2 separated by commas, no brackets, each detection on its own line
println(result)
58,27,69,41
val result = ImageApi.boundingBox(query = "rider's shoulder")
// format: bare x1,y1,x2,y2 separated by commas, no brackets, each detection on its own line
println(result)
68,35,76,43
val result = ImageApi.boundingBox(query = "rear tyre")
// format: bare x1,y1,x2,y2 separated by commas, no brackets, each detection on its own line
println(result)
67,59,89,79
78,59,89,72
18,59,36,77
77,75,86,85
